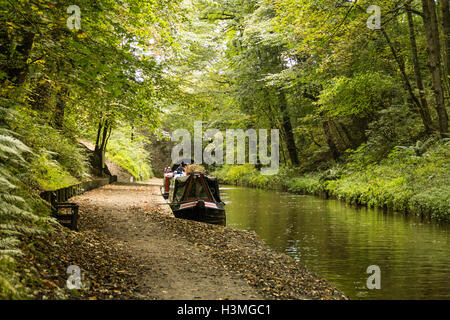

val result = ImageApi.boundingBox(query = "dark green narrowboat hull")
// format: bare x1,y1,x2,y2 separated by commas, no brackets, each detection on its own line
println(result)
170,202,226,226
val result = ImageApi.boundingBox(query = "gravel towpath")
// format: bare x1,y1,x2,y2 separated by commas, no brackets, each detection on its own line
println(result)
73,181,263,300
22,180,346,300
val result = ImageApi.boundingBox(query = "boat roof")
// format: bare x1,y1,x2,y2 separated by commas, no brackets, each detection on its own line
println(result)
172,173,222,203
173,172,217,182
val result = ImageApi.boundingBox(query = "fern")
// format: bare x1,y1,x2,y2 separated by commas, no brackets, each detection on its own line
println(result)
396,137,437,156
0,108,45,298
0,270,20,299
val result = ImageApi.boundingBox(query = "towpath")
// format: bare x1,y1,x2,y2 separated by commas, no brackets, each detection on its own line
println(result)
25,179,346,300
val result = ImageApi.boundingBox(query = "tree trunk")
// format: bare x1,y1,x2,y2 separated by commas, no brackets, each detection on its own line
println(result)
278,128,288,165
422,0,449,136
29,81,52,112
439,0,450,101
54,88,67,130
100,120,109,151
0,30,35,86
0,26,34,128
337,120,359,149
331,120,350,150
406,4,434,133
94,121,103,151
278,91,299,166
322,120,339,160
440,0,450,77
93,120,111,176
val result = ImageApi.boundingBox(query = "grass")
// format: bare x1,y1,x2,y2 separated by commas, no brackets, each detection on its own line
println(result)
31,153,81,191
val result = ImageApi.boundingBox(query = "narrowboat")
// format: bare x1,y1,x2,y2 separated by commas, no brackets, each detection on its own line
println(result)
161,169,173,200
169,172,226,226
161,159,193,200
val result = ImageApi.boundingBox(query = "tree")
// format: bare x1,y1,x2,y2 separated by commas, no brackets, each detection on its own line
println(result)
421,0,448,136
0,0,182,295
439,0,450,82
405,3,433,133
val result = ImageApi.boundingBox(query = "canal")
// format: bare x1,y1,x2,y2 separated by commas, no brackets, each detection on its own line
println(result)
220,186,450,300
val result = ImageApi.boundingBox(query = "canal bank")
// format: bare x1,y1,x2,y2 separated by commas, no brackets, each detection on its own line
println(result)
16,181,346,300
221,186,450,300
213,141,450,222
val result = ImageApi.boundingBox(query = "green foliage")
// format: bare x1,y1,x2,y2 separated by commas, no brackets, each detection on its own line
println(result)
31,153,80,191
0,129,43,252
0,256,22,299
324,141,450,219
214,164,283,190
395,137,438,157
318,73,402,118
12,107,90,190
0,120,49,299
0,0,184,299
362,105,424,160
409,187,450,220
287,175,322,195
106,127,153,181
215,164,255,185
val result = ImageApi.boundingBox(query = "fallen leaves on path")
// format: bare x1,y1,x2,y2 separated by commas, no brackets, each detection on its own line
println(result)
17,182,347,300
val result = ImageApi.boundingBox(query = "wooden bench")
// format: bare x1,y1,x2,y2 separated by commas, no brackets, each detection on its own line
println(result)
42,191,80,231
52,202,80,231
40,176,117,231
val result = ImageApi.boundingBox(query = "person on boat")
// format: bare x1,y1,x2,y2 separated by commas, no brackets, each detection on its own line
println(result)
174,163,186,178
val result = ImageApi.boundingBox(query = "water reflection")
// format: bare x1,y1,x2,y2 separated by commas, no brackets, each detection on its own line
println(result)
221,187,450,300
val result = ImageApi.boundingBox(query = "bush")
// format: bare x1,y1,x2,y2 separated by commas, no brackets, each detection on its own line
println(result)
12,107,90,190
30,153,80,191
286,175,322,194
106,127,153,181
409,187,450,220
0,112,49,299
214,164,284,190
324,140,449,218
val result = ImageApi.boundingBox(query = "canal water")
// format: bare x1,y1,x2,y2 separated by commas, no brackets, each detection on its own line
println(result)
220,186,450,300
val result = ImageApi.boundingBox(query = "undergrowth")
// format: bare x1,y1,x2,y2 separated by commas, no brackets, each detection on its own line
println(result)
213,140,450,220
105,126,153,181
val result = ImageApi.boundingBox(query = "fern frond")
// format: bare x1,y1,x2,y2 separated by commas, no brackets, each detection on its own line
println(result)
0,230,22,237
0,205,39,223
0,273,20,298
0,194,27,207
0,224,45,235
0,249,23,257
0,238,20,249
0,135,31,154
0,177,16,191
